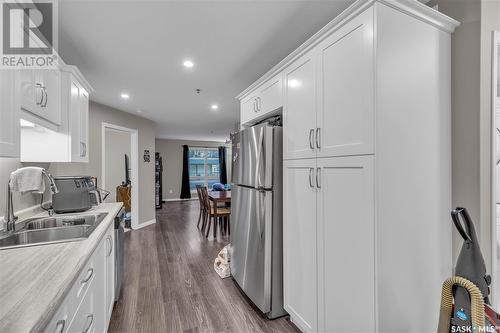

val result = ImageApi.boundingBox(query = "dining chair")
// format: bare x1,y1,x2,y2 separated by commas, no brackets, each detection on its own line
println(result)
200,187,230,238
195,185,204,229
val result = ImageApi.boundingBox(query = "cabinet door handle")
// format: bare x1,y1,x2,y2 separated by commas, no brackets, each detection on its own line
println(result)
107,235,113,257
316,167,321,189
54,319,65,333
316,128,321,149
82,314,94,333
81,268,94,284
80,142,86,157
309,168,314,188
42,87,48,107
309,129,315,150
257,97,261,111
35,83,44,105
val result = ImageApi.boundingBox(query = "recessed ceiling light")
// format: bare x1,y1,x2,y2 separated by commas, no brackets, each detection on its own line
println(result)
211,104,219,110
183,60,194,68
136,109,143,113
120,93,130,99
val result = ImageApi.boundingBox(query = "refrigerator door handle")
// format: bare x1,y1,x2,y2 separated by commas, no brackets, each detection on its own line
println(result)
254,127,265,188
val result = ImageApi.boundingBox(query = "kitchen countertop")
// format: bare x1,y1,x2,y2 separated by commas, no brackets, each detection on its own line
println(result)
0,202,123,333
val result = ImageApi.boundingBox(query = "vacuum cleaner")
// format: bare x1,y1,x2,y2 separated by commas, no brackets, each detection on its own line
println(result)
438,207,500,333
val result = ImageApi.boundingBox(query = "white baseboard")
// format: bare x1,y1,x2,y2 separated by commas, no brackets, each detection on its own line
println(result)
162,198,197,202
133,218,156,230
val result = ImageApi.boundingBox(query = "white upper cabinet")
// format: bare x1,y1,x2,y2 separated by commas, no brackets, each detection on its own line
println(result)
317,8,374,157
20,66,92,162
240,92,258,126
19,68,61,127
0,70,20,158
283,50,318,160
257,73,282,115
239,73,283,127
69,75,90,162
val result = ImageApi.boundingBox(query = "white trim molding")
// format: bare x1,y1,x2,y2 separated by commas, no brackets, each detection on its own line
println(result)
101,122,140,230
133,219,156,230
163,198,198,202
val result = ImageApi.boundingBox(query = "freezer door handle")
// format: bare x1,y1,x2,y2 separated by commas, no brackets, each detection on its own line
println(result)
316,167,321,189
309,168,314,188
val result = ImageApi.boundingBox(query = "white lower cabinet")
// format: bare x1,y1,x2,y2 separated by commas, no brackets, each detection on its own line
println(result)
316,156,375,333
104,226,115,323
283,159,317,332
284,156,375,333
44,223,115,333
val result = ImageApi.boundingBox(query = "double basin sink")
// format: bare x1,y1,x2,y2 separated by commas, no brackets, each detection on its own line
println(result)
0,212,108,250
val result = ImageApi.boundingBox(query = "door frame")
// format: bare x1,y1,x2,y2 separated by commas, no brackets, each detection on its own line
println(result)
490,30,499,307
101,122,139,230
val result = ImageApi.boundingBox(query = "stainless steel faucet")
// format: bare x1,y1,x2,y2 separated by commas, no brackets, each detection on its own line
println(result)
3,169,59,233
4,182,17,232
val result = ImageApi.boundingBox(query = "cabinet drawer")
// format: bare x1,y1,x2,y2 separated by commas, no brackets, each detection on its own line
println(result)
68,256,96,310
43,301,71,333
66,287,96,333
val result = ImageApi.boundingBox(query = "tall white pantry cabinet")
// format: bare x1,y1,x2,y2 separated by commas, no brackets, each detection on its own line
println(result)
238,1,459,332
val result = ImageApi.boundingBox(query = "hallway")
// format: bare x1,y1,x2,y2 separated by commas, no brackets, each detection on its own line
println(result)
109,200,298,333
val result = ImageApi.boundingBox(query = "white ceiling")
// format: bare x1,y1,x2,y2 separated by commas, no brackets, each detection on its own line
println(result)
58,0,355,142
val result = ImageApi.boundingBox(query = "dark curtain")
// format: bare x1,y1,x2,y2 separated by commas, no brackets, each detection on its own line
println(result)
218,146,227,184
180,145,191,199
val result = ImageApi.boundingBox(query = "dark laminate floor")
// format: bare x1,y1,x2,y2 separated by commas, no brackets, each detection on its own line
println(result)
109,200,299,333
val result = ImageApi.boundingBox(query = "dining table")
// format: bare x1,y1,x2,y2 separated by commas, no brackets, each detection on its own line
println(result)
208,190,231,213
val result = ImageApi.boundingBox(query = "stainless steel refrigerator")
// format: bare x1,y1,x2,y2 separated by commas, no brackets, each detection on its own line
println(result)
230,121,286,319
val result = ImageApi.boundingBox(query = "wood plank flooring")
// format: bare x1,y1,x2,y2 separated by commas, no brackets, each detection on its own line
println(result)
109,200,299,333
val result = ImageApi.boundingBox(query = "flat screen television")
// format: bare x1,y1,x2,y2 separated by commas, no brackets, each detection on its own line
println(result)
124,154,131,185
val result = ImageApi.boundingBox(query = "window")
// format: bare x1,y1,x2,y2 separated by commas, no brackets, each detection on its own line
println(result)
188,147,220,191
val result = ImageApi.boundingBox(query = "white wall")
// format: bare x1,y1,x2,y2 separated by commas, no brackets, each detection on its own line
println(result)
155,139,230,200
104,129,131,203
479,0,500,275
435,0,500,274
51,101,156,225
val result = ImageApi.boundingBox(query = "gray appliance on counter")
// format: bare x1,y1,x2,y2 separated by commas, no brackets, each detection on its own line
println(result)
230,121,286,319
52,176,95,213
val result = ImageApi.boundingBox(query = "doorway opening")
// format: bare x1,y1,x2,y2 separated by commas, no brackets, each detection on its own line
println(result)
102,122,139,229
491,30,499,308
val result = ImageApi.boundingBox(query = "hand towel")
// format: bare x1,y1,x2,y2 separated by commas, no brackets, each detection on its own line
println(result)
9,167,45,193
